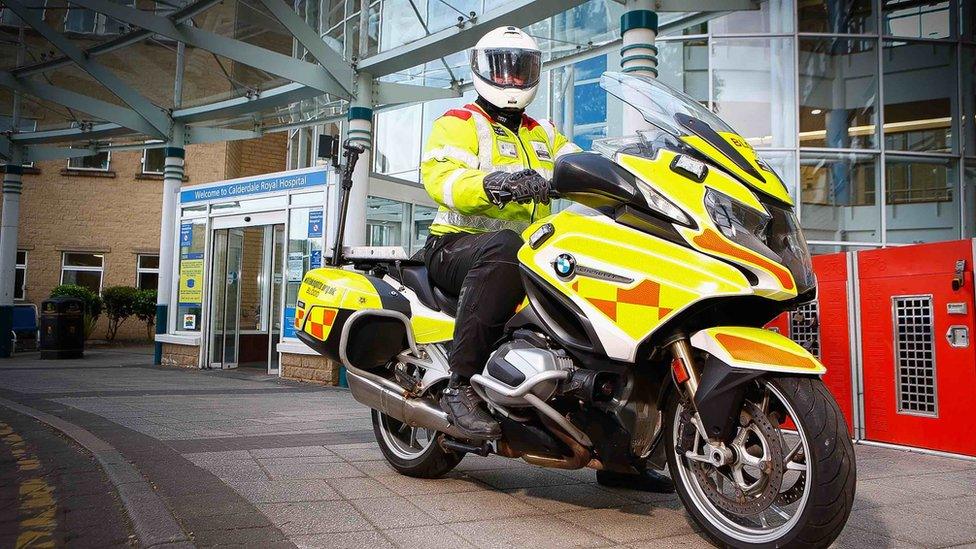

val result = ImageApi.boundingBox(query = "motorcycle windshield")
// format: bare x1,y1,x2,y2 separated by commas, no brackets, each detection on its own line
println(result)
600,72,793,206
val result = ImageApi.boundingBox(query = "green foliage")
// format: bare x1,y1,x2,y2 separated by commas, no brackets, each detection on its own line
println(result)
133,289,158,340
102,286,140,341
50,284,102,339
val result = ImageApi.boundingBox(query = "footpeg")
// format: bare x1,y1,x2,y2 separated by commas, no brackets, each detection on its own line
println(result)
440,438,490,456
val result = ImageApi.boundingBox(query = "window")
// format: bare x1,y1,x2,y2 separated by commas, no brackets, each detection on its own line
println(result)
137,254,159,290
14,251,26,301
142,144,165,175
798,0,874,34
885,156,960,244
283,208,325,338
882,40,956,154
0,0,44,27
64,0,134,34
798,38,879,150
800,152,881,244
61,252,104,294
67,149,110,171
711,37,796,148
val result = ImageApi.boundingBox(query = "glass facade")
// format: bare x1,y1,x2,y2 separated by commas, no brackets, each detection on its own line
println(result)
296,0,976,251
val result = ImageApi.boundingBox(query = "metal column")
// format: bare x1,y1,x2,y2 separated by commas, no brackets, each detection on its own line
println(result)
154,140,185,364
620,0,658,136
0,151,23,358
343,73,374,249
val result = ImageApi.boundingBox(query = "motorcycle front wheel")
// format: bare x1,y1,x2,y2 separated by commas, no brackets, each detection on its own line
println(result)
665,375,855,548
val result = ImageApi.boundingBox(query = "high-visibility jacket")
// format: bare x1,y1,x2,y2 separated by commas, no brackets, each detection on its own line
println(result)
421,103,581,236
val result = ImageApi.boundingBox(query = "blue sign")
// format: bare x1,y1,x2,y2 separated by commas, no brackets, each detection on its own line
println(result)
180,223,193,247
308,210,323,238
283,306,296,338
180,168,328,203
310,250,322,269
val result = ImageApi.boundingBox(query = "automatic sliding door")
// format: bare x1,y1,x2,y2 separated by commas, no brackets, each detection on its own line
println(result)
208,228,243,369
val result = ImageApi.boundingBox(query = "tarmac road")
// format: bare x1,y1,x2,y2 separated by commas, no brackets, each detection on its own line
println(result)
0,408,135,548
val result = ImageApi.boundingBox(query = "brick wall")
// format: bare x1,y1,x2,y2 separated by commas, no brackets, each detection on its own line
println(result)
226,132,289,179
8,142,228,341
161,343,200,368
281,353,341,385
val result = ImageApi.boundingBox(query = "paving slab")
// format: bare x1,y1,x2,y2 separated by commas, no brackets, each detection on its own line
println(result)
3,347,976,549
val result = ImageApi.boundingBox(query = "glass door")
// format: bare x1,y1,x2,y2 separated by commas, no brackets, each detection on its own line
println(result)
208,228,244,369
268,224,285,373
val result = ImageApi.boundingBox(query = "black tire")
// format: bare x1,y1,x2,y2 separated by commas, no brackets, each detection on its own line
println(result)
371,409,462,478
665,376,856,549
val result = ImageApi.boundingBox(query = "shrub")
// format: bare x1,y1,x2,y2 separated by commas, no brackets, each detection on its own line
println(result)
50,284,102,340
133,289,158,340
102,286,140,341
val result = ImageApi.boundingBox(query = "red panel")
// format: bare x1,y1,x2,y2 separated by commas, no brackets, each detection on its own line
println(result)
763,252,854,433
765,312,789,335
813,253,854,434
858,240,976,456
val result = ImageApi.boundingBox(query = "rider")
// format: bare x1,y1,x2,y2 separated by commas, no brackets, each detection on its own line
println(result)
420,26,673,493
421,26,575,440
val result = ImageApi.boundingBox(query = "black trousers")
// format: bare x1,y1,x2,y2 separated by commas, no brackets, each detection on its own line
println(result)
424,230,525,379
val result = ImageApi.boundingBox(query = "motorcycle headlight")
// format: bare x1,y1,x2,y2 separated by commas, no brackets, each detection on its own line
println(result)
704,188,815,293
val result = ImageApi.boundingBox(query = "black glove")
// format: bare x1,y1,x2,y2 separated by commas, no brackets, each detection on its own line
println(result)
483,169,551,207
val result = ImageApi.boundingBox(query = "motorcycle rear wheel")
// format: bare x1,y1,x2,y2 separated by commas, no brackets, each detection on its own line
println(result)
665,375,855,548
371,409,462,478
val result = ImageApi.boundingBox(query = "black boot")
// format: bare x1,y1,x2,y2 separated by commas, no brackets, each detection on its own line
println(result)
597,469,675,494
440,383,502,439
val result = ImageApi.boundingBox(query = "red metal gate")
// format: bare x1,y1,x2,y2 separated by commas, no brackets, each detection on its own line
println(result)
765,253,855,433
857,240,976,456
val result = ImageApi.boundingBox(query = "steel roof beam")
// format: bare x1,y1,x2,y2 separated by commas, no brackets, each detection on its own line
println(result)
0,72,165,137
9,123,131,144
357,0,587,77
172,82,323,123
2,0,171,139
68,0,352,99
13,0,223,77
373,81,460,105
24,144,100,162
253,0,354,96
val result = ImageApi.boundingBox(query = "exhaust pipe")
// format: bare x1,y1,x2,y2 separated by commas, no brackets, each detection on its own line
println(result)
345,370,470,440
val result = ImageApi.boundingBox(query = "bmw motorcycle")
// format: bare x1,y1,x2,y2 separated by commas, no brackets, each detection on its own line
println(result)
296,72,855,548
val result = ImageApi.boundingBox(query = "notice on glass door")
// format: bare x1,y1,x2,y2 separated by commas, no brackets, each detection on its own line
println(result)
308,210,323,238
178,258,204,304
287,252,304,282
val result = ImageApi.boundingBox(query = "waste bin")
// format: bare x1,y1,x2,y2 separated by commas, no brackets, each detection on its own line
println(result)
39,297,85,359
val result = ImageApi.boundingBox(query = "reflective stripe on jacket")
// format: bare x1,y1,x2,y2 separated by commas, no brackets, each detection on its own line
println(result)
421,103,581,236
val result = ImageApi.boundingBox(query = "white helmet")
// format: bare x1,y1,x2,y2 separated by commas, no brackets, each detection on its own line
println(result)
470,26,542,110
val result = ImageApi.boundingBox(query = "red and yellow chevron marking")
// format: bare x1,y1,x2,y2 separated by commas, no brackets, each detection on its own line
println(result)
303,306,338,341
570,278,677,338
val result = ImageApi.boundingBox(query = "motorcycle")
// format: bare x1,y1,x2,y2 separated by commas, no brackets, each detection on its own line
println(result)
296,72,855,548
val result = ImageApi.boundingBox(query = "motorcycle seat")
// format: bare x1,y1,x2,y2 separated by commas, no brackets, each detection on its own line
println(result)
396,265,459,317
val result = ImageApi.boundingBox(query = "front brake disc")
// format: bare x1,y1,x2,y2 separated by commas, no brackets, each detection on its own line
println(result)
688,402,785,517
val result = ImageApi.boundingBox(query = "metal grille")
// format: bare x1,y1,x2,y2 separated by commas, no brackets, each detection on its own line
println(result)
892,295,938,417
789,301,820,359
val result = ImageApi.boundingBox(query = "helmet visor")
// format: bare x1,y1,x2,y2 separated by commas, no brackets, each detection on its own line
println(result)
471,48,541,90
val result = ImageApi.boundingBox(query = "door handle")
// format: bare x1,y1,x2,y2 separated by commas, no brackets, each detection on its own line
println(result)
945,325,970,348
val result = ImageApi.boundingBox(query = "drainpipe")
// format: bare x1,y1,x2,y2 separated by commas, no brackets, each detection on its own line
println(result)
620,0,658,136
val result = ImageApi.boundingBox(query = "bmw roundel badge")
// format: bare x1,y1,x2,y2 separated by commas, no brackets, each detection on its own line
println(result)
553,253,576,279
